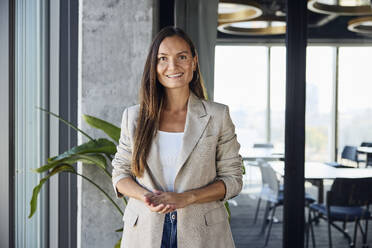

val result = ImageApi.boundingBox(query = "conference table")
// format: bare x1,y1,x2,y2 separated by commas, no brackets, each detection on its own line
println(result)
270,161,372,203
357,146,372,165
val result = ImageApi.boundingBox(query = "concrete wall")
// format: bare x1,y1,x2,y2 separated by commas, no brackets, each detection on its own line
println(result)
79,0,153,247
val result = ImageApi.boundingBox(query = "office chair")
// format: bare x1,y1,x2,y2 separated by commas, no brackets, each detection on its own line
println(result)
306,177,372,248
326,146,360,168
360,142,372,167
254,160,315,247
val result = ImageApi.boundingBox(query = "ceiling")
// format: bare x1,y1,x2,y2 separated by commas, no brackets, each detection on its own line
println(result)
217,0,372,44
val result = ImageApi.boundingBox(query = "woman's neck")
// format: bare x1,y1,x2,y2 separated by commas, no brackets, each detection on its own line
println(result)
163,89,190,112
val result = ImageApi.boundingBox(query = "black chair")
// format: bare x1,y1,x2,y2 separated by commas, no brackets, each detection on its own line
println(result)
306,178,372,248
326,146,360,168
360,142,372,147
360,142,372,167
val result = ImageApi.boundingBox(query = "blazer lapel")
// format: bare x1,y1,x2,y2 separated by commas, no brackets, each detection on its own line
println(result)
145,92,210,192
177,92,210,171
146,137,167,191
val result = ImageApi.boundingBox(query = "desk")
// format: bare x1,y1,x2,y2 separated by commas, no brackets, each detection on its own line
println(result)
357,146,372,165
270,162,372,203
243,148,284,161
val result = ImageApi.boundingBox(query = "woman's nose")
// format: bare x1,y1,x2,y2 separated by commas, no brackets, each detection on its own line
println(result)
167,58,177,70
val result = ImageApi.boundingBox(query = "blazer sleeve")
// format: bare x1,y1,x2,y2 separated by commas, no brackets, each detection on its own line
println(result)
111,108,134,198
215,105,243,201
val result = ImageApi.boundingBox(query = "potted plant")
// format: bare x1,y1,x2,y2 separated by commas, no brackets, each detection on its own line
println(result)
29,107,125,247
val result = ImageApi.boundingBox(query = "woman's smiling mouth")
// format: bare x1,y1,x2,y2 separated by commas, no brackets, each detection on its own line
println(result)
166,73,184,78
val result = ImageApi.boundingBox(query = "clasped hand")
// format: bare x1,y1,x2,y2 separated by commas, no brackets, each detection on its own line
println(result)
144,190,191,214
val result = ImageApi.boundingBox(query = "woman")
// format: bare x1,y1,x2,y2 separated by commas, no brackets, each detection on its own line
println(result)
112,26,242,248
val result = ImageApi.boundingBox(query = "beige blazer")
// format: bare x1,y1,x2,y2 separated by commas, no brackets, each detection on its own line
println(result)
112,92,243,248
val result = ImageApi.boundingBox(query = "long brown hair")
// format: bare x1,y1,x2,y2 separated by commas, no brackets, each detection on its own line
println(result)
131,26,207,177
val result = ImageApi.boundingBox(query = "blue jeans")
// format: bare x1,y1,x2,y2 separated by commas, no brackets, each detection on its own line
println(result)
161,211,177,248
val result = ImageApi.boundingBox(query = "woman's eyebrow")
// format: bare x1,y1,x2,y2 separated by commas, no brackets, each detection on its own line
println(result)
158,51,189,56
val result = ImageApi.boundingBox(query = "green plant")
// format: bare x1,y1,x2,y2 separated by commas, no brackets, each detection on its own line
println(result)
29,107,126,247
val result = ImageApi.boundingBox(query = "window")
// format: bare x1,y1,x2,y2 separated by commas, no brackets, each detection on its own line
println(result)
14,0,49,246
338,47,372,150
270,46,286,151
214,46,268,153
305,47,334,162
214,45,372,163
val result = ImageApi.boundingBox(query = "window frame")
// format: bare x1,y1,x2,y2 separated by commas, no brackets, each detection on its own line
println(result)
0,0,14,246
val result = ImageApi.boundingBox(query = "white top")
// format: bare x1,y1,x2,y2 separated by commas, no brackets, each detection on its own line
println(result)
156,130,184,192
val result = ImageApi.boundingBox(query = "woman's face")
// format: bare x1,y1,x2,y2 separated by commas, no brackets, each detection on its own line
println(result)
156,35,197,91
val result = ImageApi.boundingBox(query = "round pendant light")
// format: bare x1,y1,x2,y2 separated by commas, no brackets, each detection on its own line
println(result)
218,17,286,36
308,0,372,16
348,16,372,34
218,1,263,24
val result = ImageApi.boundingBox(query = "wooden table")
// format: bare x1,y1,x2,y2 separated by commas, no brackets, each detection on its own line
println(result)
270,161,372,203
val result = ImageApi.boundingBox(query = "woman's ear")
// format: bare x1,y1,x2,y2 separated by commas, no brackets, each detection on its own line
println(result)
192,56,198,71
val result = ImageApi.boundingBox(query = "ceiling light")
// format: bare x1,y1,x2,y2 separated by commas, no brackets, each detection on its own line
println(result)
308,0,372,15
218,1,263,23
218,17,286,36
348,16,372,34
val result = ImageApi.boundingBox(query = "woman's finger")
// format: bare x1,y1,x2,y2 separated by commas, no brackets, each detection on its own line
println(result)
159,204,171,214
151,195,167,205
152,203,165,212
144,196,152,204
164,204,176,214
146,200,158,207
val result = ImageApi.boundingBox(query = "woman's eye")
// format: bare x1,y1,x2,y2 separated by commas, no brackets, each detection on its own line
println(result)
158,57,166,61
179,55,187,60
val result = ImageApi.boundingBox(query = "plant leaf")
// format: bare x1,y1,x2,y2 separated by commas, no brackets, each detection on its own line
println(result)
37,106,94,141
115,227,123,232
29,164,76,218
224,201,231,221
34,154,107,173
114,238,122,248
49,138,116,162
83,114,121,143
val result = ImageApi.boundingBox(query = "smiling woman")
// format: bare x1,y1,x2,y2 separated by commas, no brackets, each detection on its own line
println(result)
156,36,197,91
111,26,242,248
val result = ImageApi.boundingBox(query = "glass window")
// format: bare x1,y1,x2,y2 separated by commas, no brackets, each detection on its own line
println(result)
270,46,335,161
305,47,334,162
15,0,48,247
215,45,370,164
270,46,286,151
214,46,268,154
338,47,372,150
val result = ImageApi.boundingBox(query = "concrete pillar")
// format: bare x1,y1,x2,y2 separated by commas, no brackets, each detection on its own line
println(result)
79,0,154,247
